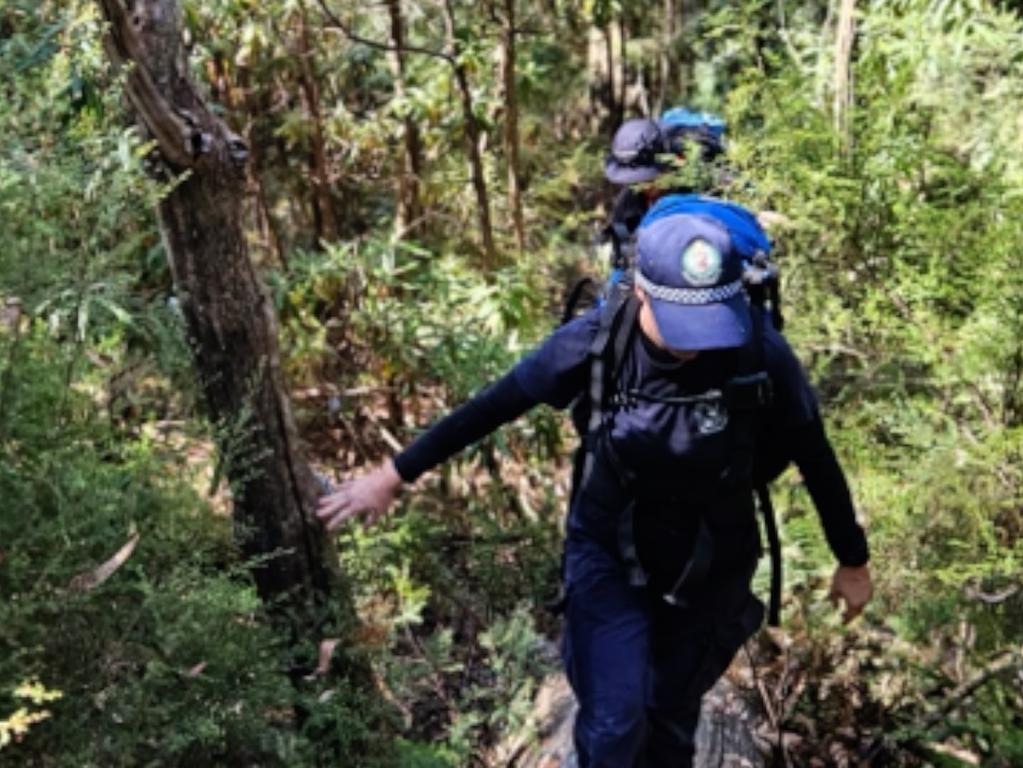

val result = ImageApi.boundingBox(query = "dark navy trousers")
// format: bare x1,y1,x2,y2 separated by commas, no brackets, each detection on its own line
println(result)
562,444,764,768
562,550,762,768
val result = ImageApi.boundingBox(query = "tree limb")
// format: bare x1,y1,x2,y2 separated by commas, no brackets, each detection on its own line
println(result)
314,0,453,62
922,649,1021,731
98,0,197,168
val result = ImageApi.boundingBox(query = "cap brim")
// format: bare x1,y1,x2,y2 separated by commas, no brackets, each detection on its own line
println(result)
648,293,752,351
605,158,662,185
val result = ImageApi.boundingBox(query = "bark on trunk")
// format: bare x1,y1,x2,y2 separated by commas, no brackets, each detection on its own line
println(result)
97,0,363,652
501,0,525,252
442,0,497,265
833,0,857,155
387,0,424,240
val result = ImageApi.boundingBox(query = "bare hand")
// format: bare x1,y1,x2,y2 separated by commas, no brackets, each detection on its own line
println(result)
829,564,873,623
316,460,402,532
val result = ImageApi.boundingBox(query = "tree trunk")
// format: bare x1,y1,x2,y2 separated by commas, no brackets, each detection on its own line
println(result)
297,0,339,244
833,0,856,155
656,0,676,113
442,0,497,265
501,0,525,252
617,13,627,121
604,23,618,129
97,0,366,670
387,0,424,240
677,0,691,98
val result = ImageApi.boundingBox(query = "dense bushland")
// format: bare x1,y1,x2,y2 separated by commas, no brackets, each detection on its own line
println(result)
2,0,1022,765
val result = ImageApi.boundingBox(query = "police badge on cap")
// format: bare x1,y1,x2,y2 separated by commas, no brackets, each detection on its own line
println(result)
635,214,752,351
680,240,722,287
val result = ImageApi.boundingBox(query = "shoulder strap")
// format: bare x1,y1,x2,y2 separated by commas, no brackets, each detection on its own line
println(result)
574,285,638,533
561,276,600,326
743,307,784,627
585,285,638,438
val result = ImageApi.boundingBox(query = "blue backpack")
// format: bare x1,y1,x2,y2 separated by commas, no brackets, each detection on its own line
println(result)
660,107,727,161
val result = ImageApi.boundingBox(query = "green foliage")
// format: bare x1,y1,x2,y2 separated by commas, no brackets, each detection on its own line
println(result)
721,0,1023,758
0,681,62,752
7,0,1023,763
335,487,560,761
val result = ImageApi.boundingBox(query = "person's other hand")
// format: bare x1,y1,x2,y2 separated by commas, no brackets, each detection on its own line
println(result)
829,564,873,623
316,460,402,532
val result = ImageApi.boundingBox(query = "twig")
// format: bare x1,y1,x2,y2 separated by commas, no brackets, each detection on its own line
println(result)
362,408,404,453
745,642,779,730
333,410,370,465
922,649,1021,731
404,625,459,721
964,582,1020,605
314,0,452,62
744,642,790,766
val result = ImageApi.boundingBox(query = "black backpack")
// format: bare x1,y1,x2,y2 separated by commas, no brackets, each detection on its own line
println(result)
560,237,787,625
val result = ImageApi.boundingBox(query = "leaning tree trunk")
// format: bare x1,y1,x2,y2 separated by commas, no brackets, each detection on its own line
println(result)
97,0,366,670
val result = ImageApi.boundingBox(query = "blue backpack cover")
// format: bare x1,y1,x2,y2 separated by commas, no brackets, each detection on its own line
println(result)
640,194,772,259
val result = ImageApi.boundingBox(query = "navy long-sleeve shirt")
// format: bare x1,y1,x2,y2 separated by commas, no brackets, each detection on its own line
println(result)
395,309,868,567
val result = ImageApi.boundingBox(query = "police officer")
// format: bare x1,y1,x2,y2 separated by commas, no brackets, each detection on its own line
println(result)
317,211,872,767
603,115,726,269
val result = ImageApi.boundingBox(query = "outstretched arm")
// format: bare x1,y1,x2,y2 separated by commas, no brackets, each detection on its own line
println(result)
317,308,599,531
316,372,538,531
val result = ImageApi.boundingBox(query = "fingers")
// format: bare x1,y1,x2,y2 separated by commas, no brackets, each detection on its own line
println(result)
324,503,365,532
315,488,353,522
315,484,358,531
315,481,386,532
842,601,865,624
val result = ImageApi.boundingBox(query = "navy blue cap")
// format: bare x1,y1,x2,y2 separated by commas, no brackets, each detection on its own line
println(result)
635,214,751,351
604,118,668,185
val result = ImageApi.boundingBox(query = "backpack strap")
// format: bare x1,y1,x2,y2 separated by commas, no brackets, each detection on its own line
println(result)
574,285,647,586
758,480,783,627
583,284,639,442
737,302,784,627
561,276,600,326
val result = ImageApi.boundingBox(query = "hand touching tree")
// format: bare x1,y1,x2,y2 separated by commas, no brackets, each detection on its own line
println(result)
316,461,403,531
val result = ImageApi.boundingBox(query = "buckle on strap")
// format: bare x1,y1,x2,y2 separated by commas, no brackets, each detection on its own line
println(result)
725,372,773,410
662,517,714,608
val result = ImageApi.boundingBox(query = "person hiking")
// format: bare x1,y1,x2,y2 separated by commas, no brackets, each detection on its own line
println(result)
603,114,862,615
603,113,726,270
317,211,872,767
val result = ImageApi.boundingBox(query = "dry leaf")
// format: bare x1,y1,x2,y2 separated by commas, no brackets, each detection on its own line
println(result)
68,533,140,592
928,741,980,765
317,689,335,703
305,638,340,679
757,210,794,230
